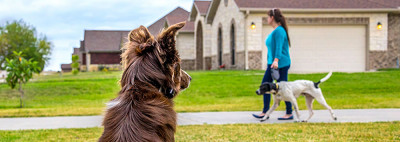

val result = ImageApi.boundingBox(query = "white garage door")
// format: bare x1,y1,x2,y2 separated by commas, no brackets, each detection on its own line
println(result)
262,25,366,73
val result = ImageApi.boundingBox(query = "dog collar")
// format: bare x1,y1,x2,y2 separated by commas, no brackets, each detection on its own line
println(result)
274,83,279,93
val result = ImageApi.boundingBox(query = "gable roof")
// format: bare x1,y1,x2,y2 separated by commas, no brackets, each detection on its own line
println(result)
234,0,400,9
196,1,212,15
147,7,194,36
83,30,129,53
205,0,221,24
189,0,212,21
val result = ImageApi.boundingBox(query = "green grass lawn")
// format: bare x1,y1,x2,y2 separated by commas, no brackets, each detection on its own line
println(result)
0,122,399,141
0,70,399,117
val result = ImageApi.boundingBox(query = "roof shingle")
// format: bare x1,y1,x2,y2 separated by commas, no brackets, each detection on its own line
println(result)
84,30,129,52
147,7,194,36
195,1,212,15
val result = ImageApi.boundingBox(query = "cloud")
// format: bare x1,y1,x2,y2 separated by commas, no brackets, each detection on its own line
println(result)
0,0,193,71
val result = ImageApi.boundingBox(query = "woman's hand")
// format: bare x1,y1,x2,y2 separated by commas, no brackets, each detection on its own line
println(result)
271,61,279,69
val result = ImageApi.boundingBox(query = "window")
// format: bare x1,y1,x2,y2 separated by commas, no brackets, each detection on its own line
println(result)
230,23,235,65
218,27,223,66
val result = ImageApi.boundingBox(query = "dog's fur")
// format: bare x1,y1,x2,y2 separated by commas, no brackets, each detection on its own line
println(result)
99,22,191,142
256,71,336,122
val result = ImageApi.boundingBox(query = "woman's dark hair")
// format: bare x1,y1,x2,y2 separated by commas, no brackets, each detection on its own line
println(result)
268,8,291,47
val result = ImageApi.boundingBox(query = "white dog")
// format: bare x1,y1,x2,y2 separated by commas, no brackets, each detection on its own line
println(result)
256,71,337,122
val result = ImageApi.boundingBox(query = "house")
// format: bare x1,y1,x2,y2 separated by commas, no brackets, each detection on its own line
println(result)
79,30,129,72
75,7,194,71
147,7,196,70
61,64,72,72
190,0,400,72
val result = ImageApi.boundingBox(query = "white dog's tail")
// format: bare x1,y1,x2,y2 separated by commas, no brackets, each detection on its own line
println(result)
313,71,333,88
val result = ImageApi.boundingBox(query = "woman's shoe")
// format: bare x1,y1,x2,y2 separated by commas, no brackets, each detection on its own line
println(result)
278,115,293,120
252,114,265,118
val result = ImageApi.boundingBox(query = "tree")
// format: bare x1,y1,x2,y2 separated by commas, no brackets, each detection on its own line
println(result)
71,55,79,75
0,20,51,71
5,51,41,108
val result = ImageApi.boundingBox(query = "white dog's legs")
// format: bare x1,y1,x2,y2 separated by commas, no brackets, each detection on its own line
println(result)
289,98,301,122
314,94,337,121
260,98,280,122
304,95,314,122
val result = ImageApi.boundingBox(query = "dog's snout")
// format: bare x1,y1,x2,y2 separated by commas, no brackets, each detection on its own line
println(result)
189,76,192,81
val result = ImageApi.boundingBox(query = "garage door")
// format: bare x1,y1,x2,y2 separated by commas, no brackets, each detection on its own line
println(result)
262,25,366,73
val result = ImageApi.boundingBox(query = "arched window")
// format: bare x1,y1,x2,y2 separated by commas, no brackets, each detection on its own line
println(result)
218,27,223,66
230,23,235,65
196,22,203,70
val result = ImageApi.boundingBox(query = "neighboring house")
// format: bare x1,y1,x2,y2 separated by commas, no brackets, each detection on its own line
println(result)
147,7,196,70
79,30,129,72
61,64,72,72
190,0,400,72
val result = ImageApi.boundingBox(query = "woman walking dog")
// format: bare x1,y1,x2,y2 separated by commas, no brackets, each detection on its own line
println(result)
252,8,293,120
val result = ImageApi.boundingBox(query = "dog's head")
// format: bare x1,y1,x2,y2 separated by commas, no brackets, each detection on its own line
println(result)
256,82,278,95
120,22,191,99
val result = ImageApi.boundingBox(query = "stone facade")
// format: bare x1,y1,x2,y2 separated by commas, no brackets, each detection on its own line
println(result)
235,51,245,69
248,51,262,70
219,51,246,69
181,59,195,70
204,56,212,70
211,55,218,69
222,53,231,68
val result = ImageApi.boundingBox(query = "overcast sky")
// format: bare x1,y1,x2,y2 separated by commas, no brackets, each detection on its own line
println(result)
0,0,193,71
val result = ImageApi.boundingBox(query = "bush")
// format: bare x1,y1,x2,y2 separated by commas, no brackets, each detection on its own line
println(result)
71,55,79,75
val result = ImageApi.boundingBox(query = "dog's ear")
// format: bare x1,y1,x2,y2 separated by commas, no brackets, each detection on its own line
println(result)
127,26,155,54
122,26,155,68
156,22,185,50
128,25,152,43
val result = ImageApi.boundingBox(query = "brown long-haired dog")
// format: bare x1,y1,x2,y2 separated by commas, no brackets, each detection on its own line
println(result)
99,22,191,142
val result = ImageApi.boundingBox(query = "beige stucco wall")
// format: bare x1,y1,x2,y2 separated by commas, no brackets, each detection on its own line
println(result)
210,0,246,69
176,32,195,60
247,13,388,52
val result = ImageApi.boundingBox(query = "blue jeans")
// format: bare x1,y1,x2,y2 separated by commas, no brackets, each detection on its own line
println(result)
261,65,292,114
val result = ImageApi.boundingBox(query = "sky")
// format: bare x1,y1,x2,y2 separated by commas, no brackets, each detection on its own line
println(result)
0,0,193,71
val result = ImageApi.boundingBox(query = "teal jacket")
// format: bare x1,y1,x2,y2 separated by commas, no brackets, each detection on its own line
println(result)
265,26,291,68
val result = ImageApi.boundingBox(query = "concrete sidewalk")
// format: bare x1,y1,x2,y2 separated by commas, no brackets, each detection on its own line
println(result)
0,109,399,130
